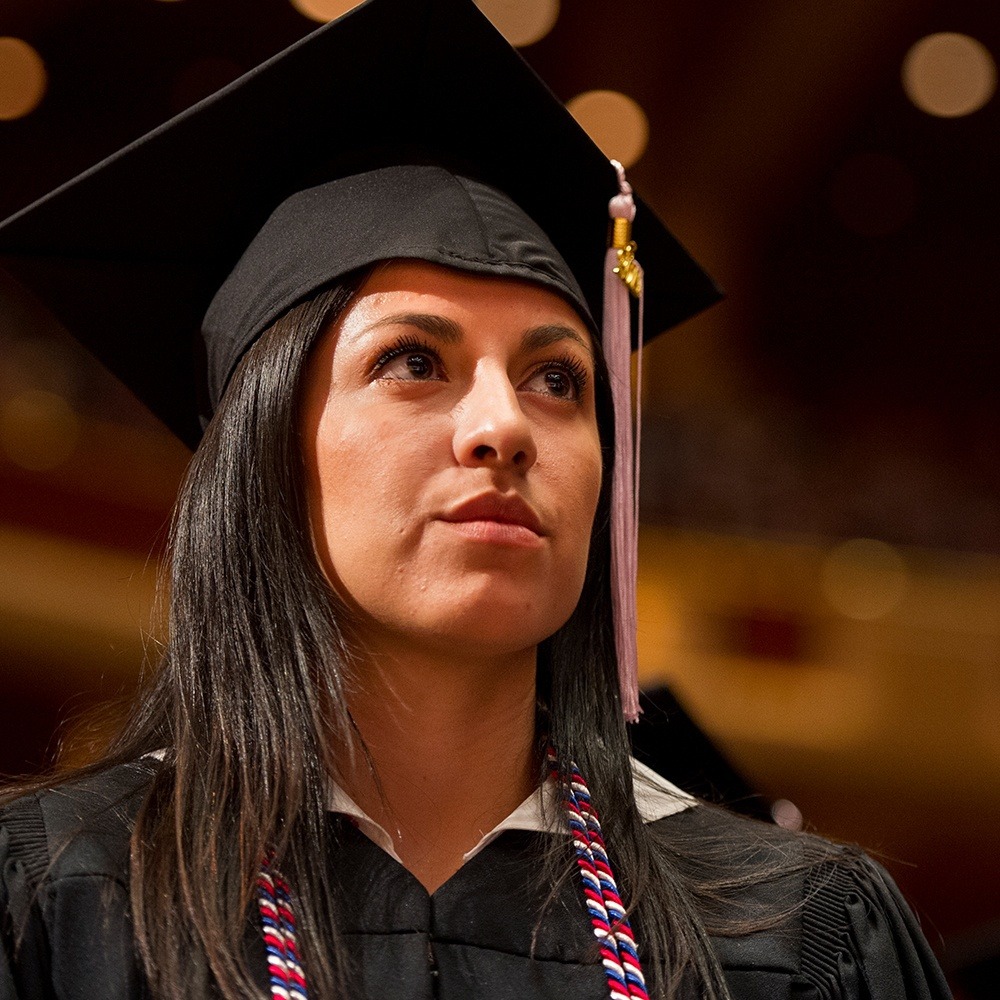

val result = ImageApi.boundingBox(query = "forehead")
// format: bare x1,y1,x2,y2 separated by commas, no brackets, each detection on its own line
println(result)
336,260,596,343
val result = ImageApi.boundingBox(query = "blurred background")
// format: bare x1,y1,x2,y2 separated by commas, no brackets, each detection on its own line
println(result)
0,0,997,994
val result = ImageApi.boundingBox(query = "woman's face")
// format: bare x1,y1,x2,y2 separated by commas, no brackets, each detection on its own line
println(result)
300,260,603,660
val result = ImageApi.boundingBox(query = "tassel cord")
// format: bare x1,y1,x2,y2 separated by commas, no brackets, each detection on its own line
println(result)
604,160,644,722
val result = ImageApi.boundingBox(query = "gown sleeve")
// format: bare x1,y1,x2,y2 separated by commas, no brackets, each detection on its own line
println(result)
800,854,953,1000
0,860,18,1000
0,793,50,1000
0,776,146,1000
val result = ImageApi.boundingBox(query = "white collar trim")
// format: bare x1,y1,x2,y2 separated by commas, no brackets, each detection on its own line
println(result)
328,756,695,867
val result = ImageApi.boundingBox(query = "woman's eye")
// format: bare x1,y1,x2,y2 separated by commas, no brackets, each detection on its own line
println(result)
383,352,438,380
373,341,444,382
523,360,587,401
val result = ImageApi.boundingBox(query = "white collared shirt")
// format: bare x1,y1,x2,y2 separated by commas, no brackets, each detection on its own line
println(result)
328,757,694,866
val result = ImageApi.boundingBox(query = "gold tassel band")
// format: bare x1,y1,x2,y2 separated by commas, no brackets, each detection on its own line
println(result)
612,216,632,250
610,215,643,297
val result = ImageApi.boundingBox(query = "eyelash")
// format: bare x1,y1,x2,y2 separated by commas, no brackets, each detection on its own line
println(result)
371,336,439,375
535,353,589,399
371,337,590,399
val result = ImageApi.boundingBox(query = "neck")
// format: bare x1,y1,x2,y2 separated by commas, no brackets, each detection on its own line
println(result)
338,640,539,893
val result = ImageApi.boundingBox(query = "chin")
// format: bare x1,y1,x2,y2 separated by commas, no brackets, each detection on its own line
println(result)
416,589,580,657
342,563,588,660
417,623,556,661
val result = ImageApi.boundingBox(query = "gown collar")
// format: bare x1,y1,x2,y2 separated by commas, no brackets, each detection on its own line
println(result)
327,756,695,867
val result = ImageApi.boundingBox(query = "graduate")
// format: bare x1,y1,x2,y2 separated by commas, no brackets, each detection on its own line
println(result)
0,1,953,997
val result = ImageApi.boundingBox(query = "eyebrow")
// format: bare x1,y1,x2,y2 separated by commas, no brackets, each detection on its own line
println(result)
369,312,462,343
369,313,592,355
522,323,593,356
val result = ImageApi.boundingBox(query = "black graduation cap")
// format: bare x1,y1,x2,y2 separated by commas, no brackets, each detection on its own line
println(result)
0,0,721,449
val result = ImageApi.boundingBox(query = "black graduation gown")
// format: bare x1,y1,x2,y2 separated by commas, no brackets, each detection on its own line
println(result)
0,762,952,1000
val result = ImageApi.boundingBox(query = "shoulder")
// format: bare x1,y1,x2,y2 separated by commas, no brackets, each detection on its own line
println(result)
1,761,155,998
649,805,952,999
1,758,156,888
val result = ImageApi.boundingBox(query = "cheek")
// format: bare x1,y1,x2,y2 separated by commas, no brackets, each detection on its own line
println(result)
306,406,444,571
567,431,603,518
306,408,383,579
550,432,603,565
312,419,378,536
581,446,604,519
576,437,603,546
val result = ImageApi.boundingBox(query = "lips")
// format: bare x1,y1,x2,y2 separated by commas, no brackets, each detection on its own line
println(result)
440,492,545,537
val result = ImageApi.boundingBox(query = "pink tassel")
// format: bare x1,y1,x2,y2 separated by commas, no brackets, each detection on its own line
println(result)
603,161,644,723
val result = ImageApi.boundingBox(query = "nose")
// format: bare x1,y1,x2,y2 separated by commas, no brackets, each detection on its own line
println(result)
452,364,537,473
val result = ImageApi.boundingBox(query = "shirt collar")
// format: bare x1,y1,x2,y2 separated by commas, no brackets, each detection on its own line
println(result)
328,756,695,867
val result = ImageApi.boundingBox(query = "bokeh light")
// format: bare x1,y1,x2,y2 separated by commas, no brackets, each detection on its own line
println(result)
0,38,47,121
0,390,80,472
829,152,918,238
289,0,363,24
821,538,909,621
771,799,804,831
474,0,559,47
902,32,997,118
567,89,649,169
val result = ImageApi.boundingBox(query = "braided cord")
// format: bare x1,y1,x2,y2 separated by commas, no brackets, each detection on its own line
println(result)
549,751,650,1000
257,857,309,1000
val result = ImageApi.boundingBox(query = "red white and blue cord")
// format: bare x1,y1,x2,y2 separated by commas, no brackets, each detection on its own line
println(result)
255,757,648,1000
257,859,308,1000
549,751,650,1000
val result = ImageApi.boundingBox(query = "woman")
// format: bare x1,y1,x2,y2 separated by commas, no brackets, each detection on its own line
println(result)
0,1,952,998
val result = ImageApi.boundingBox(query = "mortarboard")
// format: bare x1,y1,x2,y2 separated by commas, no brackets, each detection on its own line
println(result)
0,0,724,722
0,0,720,451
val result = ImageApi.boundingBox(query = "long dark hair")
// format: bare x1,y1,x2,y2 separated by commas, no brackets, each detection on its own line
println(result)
3,272,828,999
